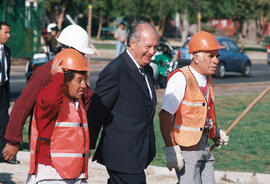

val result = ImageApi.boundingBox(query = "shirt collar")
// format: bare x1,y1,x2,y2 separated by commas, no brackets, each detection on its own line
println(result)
126,49,140,69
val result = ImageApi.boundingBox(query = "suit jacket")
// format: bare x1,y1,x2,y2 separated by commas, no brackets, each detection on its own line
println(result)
88,51,157,174
0,45,11,108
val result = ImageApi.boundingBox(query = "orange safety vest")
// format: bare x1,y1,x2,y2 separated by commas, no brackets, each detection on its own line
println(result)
29,95,90,179
168,66,217,147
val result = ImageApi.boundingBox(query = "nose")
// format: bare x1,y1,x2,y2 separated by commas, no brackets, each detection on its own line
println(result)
213,56,219,64
149,46,156,55
81,80,87,88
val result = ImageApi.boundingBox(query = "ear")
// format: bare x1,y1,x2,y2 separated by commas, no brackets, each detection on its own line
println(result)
129,38,136,50
193,53,200,65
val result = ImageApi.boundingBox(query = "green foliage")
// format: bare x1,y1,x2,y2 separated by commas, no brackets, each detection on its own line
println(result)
262,36,270,46
232,0,258,23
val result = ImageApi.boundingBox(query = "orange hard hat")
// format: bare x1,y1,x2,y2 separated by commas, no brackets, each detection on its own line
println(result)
55,48,90,71
188,31,225,53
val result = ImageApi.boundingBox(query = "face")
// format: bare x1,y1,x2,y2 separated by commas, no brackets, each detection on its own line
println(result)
65,72,87,99
129,26,158,66
51,30,58,36
194,50,220,75
120,24,125,29
0,25,11,44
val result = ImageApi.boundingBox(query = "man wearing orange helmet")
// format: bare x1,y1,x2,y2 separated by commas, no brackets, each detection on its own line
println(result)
159,31,229,184
27,49,90,184
2,24,94,163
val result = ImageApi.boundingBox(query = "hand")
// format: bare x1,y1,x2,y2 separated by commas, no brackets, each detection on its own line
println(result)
164,146,184,171
215,128,229,148
50,57,63,76
2,143,19,162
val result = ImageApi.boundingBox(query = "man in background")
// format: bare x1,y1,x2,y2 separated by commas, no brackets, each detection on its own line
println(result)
0,21,19,164
114,22,127,57
46,23,59,55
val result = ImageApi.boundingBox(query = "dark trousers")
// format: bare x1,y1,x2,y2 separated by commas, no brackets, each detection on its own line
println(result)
0,83,10,161
106,168,146,184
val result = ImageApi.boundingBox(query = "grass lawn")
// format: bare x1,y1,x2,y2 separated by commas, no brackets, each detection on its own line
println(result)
93,43,115,50
22,93,270,173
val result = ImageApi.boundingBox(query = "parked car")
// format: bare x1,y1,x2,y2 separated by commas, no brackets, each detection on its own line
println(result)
176,36,252,78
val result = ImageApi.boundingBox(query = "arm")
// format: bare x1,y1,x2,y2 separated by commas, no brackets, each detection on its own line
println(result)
82,86,93,111
88,64,119,149
159,110,177,147
159,72,186,171
36,72,64,136
5,60,52,144
3,59,61,161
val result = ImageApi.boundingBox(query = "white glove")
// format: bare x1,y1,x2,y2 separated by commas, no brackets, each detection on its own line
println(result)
164,146,184,171
215,128,229,148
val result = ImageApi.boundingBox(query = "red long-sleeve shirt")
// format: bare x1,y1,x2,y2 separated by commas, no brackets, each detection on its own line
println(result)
35,72,65,165
5,60,93,145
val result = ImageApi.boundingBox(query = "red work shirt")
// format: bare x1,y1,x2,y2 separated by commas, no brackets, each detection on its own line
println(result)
5,60,93,145
36,72,65,165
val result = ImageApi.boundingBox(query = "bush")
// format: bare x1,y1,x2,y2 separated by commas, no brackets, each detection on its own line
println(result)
261,36,270,47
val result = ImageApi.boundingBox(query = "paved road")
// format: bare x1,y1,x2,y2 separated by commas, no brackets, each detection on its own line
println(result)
9,50,270,100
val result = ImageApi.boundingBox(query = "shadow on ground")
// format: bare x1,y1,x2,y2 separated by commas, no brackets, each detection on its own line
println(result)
0,173,16,184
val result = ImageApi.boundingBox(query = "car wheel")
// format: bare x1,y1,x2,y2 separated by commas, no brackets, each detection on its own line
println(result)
215,63,225,78
242,63,251,77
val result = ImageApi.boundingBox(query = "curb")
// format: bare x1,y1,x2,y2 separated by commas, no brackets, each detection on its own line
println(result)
0,151,269,184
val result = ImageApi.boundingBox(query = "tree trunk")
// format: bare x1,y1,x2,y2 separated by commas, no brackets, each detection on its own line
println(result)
255,16,263,44
158,16,166,38
237,22,248,49
181,9,189,43
87,4,92,40
57,4,66,30
96,11,103,40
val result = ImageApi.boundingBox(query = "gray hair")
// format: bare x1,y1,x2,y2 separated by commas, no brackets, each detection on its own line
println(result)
127,22,158,47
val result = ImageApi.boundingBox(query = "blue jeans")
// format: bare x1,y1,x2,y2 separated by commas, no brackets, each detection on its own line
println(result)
115,41,126,57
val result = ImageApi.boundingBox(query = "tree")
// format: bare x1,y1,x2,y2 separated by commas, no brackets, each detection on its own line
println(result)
92,0,112,40
43,0,90,29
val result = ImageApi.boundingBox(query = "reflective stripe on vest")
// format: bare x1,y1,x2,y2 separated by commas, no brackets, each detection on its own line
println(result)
51,153,90,158
174,124,204,132
182,100,206,106
55,122,88,128
168,66,217,147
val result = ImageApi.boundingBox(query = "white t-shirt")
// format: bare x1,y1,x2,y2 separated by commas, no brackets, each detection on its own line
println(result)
161,66,207,115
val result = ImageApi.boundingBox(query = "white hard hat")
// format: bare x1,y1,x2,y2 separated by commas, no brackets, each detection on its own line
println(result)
57,24,94,55
47,23,58,33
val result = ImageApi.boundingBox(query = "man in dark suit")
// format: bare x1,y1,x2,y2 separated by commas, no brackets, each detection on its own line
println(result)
0,21,14,163
88,22,158,183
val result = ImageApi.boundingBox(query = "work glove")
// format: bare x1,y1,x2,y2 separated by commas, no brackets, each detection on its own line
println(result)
214,128,229,148
164,146,184,171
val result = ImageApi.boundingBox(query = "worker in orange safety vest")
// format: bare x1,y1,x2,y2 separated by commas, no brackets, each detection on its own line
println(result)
159,31,229,184
27,48,90,184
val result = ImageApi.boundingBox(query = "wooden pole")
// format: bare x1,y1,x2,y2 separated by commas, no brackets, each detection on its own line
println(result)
197,12,201,32
86,4,92,86
211,86,270,151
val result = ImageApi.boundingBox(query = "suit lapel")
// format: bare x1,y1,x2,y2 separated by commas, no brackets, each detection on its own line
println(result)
122,52,152,99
